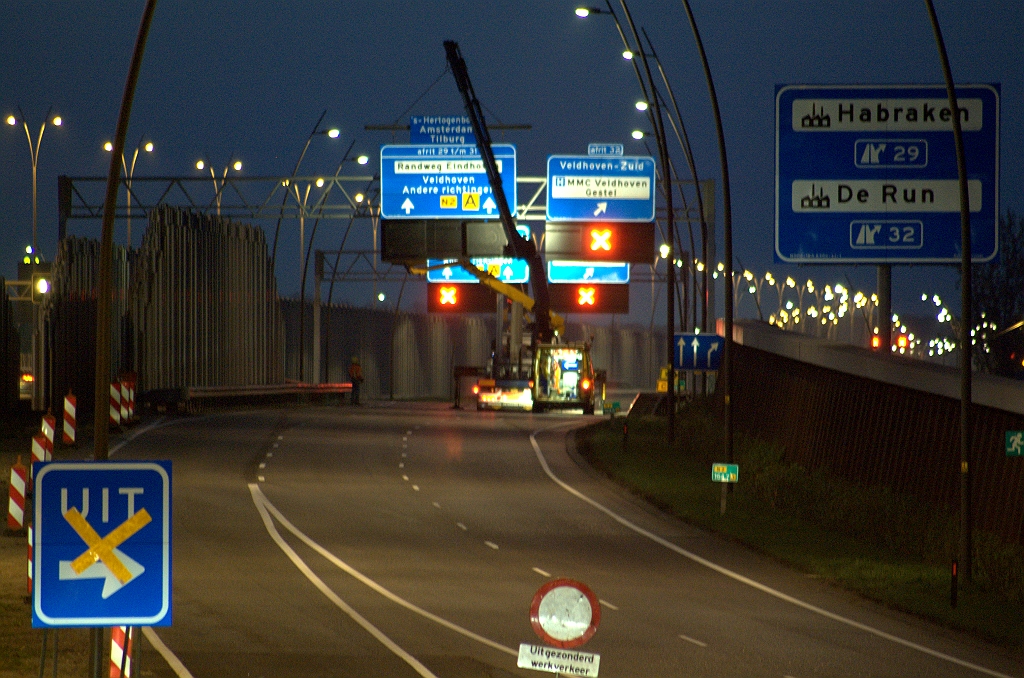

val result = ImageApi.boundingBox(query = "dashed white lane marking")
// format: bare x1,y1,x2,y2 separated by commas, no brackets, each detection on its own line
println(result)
412,485,420,491
266,452,273,458
529,425,1014,678
272,442,279,448
432,502,441,509
532,567,551,577
679,634,707,648
399,463,404,468
257,476,265,482
401,452,407,458
142,627,195,678
259,463,266,469
250,485,516,659
402,475,409,481
402,444,408,449
599,599,618,610
484,541,499,550
406,430,412,435
402,437,408,442
277,435,283,440
456,522,467,531
249,485,442,677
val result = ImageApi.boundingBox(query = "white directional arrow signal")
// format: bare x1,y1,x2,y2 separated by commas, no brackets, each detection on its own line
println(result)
401,198,415,214
593,202,608,216
442,267,453,280
483,197,497,214
502,266,513,279
583,267,595,280
59,548,145,600
691,337,700,366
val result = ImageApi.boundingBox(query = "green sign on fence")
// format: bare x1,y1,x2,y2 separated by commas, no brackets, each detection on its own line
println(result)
712,463,739,483
1007,431,1024,457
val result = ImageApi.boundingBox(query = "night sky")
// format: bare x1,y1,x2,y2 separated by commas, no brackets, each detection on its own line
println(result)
2,1,1021,323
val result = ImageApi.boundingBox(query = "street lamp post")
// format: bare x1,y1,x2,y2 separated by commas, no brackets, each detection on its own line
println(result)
105,137,153,248
6,107,63,255
195,158,243,217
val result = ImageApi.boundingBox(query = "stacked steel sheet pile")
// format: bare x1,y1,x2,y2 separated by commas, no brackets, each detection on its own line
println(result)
132,206,283,391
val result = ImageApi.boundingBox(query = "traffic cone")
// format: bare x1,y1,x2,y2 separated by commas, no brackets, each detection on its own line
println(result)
110,626,133,678
7,457,28,531
31,433,50,465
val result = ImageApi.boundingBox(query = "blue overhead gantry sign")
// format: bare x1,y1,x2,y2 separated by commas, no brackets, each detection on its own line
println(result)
674,333,723,371
547,260,630,284
380,144,517,219
546,154,656,222
33,461,172,627
775,84,999,263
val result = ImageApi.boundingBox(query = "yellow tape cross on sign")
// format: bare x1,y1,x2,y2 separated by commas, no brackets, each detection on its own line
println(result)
63,508,152,585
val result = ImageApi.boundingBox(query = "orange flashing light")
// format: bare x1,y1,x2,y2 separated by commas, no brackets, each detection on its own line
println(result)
577,286,596,306
589,228,612,252
439,286,458,305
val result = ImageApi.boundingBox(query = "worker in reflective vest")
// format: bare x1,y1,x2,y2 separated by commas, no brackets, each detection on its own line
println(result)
348,356,364,405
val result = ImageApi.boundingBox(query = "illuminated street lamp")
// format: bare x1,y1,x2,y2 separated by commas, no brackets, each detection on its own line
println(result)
5,107,63,254
195,158,243,216
104,137,154,247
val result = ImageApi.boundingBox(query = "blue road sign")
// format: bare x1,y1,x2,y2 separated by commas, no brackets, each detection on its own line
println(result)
33,461,171,627
546,155,656,222
547,260,630,284
776,84,999,263
426,258,530,284
674,333,723,371
380,144,517,219
410,115,475,145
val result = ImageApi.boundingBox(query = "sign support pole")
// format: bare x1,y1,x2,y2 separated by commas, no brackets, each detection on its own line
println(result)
877,265,891,348
924,0,973,586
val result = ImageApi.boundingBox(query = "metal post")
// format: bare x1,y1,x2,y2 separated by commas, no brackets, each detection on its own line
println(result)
91,3,157,674
312,251,323,385
924,0,973,584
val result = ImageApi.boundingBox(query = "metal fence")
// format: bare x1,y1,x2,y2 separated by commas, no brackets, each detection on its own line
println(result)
731,341,1024,548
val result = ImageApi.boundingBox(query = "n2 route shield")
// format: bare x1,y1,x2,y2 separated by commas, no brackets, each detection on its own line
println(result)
33,461,172,627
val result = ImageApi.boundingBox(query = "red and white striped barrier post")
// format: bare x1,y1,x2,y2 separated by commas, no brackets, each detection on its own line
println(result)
110,626,133,678
27,524,33,595
31,433,51,465
128,380,136,419
62,392,77,445
41,413,56,456
110,382,122,427
7,457,27,531
120,382,130,423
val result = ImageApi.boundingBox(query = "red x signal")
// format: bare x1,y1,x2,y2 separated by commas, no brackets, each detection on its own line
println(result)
588,228,612,252
577,287,596,306
439,286,458,305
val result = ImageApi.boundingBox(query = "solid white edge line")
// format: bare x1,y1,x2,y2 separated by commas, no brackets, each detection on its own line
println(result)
142,627,195,678
528,425,1017,678
678,633,707,648
598,599,618,611
247,484,439,678
252,484,518,658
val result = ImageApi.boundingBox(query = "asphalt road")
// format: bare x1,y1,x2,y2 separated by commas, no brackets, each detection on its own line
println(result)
110,403,1021,678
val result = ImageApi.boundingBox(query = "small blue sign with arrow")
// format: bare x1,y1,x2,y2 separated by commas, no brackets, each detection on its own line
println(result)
674,333,723,371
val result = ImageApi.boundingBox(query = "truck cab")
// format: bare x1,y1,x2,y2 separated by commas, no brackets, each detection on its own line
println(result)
531,342,597,414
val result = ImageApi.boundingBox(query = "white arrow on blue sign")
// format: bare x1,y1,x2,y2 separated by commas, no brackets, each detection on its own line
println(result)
546,154,656,222
33,461,172,627
674,333,723,371
380,144,517,219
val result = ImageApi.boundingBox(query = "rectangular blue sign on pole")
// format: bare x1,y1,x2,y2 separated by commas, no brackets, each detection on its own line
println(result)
546,155,656,222
546,260,630,284
674,333,723,371
426,258,530,284
775,84,999,263
33,461,172,627
409,115,475,145
380,144,517,219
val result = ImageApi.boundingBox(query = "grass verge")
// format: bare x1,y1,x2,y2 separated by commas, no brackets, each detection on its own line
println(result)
576,403,1024,649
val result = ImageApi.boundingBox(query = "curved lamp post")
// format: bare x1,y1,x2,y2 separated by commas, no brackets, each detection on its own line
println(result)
6,108,63,254
195,158,243,217
104,137,154,247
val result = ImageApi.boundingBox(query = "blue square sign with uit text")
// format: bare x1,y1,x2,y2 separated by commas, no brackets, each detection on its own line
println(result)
33,461,172,627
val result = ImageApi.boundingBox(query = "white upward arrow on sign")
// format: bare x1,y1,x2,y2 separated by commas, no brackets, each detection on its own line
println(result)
483,197,497,214
401,198,415,214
